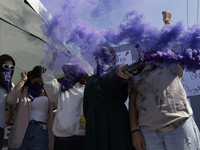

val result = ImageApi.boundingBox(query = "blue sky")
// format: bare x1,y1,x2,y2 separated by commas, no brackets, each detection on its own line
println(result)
131,0,200,29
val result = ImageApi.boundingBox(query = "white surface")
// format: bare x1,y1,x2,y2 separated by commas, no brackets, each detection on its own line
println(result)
182,70,200,97
116,50,132,65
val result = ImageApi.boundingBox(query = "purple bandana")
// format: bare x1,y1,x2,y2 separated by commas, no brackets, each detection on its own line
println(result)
28,82,44,101
61,64,80,91
96,53,115,79
0,68,12,91
96,64,113,79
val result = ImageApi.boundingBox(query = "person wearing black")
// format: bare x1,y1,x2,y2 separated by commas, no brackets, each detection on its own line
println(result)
83,44,135,150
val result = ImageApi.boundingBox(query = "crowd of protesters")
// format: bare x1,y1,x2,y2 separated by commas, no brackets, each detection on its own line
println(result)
0,11,200,150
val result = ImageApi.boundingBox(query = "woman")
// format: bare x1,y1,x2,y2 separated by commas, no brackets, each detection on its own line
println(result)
7,66,54,150
83,44,135,150
0,54,15,150
42,52,88,150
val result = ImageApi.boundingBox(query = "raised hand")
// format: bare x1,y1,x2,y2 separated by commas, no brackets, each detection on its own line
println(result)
116,64,134,79
162,11,172,24
49,51,59,69
21,71,28,81
52,51,59,62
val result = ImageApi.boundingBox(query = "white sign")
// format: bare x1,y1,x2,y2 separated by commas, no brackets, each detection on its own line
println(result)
116,50,132,65
4,125,12,139
181,70,200,97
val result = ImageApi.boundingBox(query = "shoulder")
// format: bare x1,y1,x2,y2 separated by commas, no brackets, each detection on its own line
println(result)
87,75,96,81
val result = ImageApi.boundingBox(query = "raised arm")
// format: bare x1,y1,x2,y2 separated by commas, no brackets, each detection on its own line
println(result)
162,11,172,24
42,52,60,105
7,71,27,105
14,71,27,92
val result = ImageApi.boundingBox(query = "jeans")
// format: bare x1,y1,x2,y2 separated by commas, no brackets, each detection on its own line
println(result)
9,121,49,150
140,116,200,150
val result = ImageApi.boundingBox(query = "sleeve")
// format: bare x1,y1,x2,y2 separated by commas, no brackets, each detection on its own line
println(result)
83,80,89,119
7,88,21,105
42,69,60,105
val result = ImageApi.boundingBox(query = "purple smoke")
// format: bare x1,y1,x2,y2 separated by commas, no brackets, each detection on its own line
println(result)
145,49,200,72
41,0,200,72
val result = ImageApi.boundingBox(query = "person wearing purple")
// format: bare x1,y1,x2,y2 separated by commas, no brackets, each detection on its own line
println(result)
7,66,54,150
0,54,15,150
42,52,89,150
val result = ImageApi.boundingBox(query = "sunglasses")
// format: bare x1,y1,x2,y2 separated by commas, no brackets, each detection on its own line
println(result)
33,81,43,86
3,64,15,70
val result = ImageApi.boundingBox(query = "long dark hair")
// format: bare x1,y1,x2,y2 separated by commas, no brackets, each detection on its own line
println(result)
24,66,47,86
0,54,15,89
78,72,89,85
57,70,89,85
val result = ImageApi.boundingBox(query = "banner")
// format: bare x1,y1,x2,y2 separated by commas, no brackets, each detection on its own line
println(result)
116,50,132,65
182,70,200,97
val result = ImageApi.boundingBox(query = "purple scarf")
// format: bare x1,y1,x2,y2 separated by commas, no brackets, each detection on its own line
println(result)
96,53,115,79
0,68,12,92
96,64,113,79
61,64,80,91
28,82,44,101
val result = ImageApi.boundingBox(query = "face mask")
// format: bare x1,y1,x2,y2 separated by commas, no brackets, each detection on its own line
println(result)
28,82,44,101
61,64,80,91
0,68,12,91
96,58,113,79
95,51,116,79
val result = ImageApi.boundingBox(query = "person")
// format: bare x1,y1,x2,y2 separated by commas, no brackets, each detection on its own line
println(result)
129,11,200,150
0,54,15,150
42,52,89,150
83,44,135,150
7,66,54,150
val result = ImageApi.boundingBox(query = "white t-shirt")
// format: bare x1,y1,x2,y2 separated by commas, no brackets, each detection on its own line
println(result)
29,96,49,123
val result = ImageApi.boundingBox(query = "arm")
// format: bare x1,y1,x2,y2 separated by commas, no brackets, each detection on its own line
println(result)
42,52,60,105
14,71,27,92
116,64,134,79
129,87,145,150
162,11,184,77
7,71,27,105
42,69,60,105
162,11,172,24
